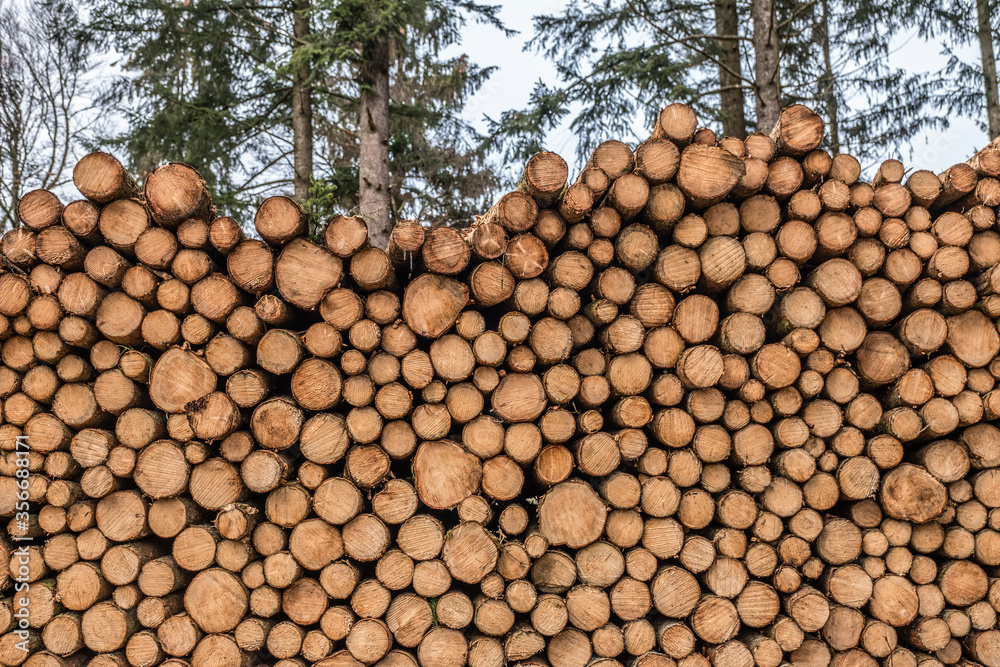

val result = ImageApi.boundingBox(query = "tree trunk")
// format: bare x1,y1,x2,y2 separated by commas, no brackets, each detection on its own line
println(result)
818,0,840,153
359,32,392,250
976,0,1000,139
751,0,781,132
8,126,22,230
291,0,314,205
714,0,747,139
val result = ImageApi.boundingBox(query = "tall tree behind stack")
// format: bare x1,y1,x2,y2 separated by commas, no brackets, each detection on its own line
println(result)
488,0,945,164
89,0,507,239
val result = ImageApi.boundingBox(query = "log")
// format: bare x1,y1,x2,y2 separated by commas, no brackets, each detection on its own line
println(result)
135,228,179,270
99,199,150,255
402,274,469,339
74,152,140,203
492,373,547,423
314,217,367,262
63,199,101,243
652,103,697,145
676,145,746,207
254,196,307,246
1,226,37,267
413,440,482,510
537,479,607,549
880,464,947,523
634,138,679,185
769,105,824,157
464,219,508,261
519,152,568,209
144,163,212,226
36,226,84,270
184,568,248,632
421,227,471,276
275,238,342,310
149,348,217,413
386,219,426,268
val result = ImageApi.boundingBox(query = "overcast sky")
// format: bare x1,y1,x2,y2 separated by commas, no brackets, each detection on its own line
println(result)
448,1,988,179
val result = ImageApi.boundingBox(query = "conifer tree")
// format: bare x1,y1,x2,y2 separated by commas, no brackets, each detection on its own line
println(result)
89,0,291,214
752,0,781,131
489,0,942,168
486,0,733,163
308,0,510,246
976,0,1000,139
714,0,747,138
901,0,1000,141
91,0,508,241
787,0,944,161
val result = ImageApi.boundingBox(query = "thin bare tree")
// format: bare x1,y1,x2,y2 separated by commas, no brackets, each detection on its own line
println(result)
0,0,100,229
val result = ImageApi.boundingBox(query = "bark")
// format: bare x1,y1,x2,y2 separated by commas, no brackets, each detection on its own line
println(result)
751,0,781,132
713,0,747,138
7,139,21,229
291,0,314,204
976,0,1000,139
359,32,393,250
818,0,840,153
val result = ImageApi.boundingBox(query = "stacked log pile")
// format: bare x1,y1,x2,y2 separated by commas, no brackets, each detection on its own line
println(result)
3,103,1000,667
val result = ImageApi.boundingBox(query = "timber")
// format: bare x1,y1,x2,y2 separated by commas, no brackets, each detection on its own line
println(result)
6,102,1000,667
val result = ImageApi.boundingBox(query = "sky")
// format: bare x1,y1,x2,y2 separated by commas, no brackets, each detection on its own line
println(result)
444,0,990,179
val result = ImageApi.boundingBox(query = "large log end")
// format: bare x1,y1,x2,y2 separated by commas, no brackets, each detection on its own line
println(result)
184,568,249,633
402,273,469,338
538,478,607,548
769,104,824,157
413,440,483,509
880,463,947,523
149,347,218,413
676,145,745,207
144,162,212,225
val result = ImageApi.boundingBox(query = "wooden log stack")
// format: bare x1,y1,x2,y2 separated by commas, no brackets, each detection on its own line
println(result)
3,104,1000,667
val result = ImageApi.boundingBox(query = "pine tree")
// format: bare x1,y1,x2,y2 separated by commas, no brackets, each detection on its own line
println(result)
976,0,1000,139
752,0,781,131
714,0,747,138
353,0,394,248
785,0,945,162
900,0,1000,141
485,0,735,164
307,0,510,246
489,0,943,169
91,0,507,241
89,0,294,216
292,0,315,203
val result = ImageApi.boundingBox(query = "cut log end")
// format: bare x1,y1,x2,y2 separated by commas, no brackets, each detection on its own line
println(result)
538,479,607,548
402,274,469,339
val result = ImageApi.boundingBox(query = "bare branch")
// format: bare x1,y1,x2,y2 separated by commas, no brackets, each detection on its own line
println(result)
0,0,98,227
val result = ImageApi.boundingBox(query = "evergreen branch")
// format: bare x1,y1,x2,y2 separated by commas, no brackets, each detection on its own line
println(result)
234,177,295,192
623,0,754,86
778,0,819,29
